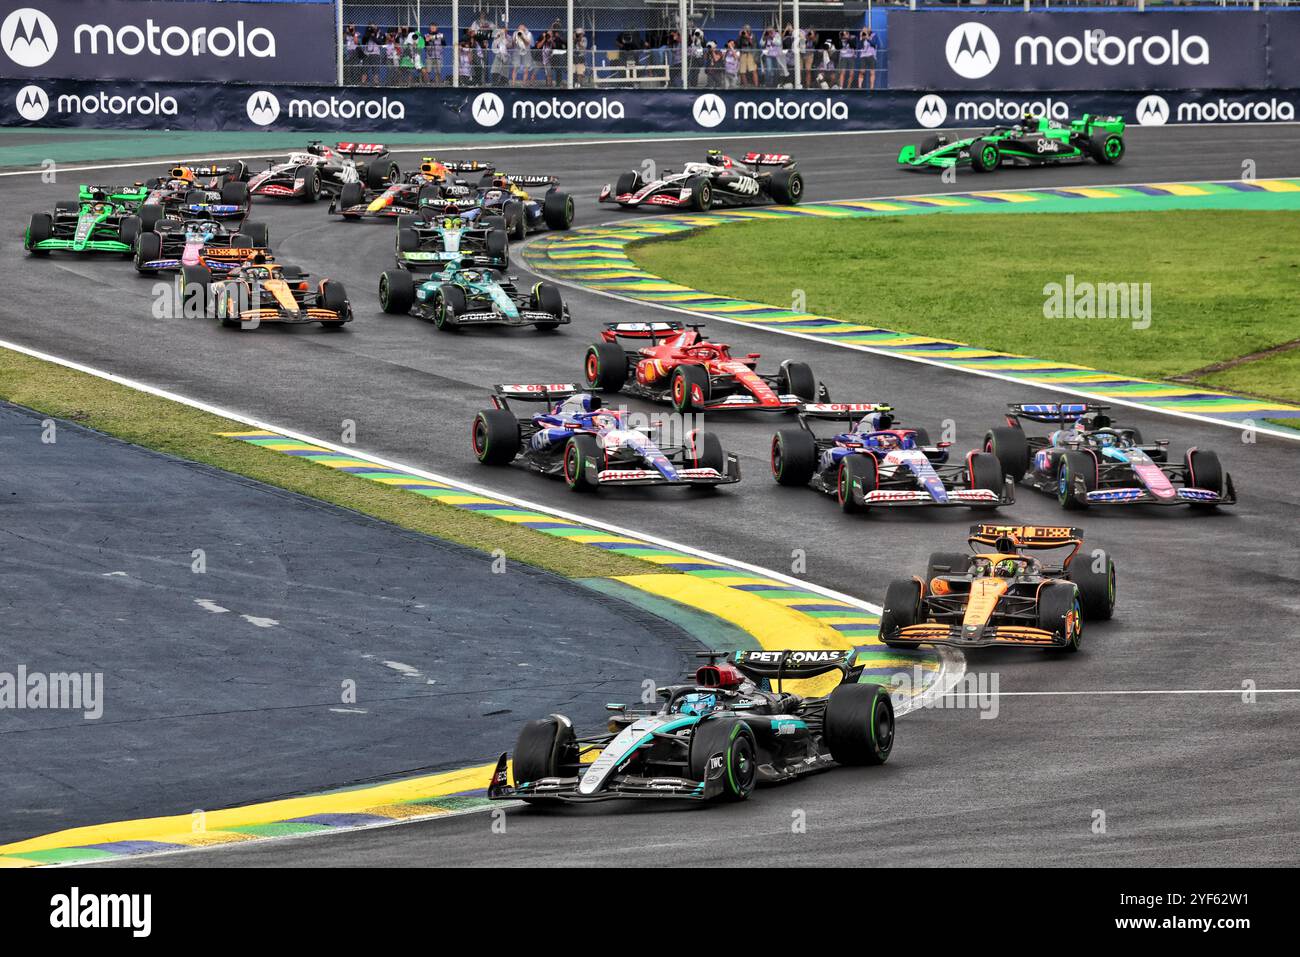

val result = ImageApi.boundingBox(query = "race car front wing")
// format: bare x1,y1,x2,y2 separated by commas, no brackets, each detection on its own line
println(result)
888,623,1067,650
487,753,725,802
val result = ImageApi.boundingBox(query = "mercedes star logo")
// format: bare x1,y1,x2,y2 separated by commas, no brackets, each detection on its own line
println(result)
945,22,1000,80
15,83,48,121
472,91,504,127
2,7,58,68
692,93,725,129
915,94,948,129
246,90,281,126
1135,94,1171,127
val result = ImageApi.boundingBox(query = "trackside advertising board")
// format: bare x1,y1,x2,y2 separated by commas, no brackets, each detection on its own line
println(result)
2,81,1297,133
0,1,336,83
887,10,1295,92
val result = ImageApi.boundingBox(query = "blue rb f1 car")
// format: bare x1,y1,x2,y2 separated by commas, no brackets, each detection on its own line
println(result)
771,403,1013,512
471,384,739,491
488,649,894,804
983,403,1236,510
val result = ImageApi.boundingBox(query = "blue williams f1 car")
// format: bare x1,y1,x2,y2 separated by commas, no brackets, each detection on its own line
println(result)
488,649,894,804
771,403,1013,512
983,403,1236,510
471,385,739,491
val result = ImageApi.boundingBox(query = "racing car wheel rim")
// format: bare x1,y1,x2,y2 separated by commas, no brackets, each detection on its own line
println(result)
563,443,580,487
836,463,851,505
585,352,599,386
1104,137,1123,160
981,145,998,168
873,698,894,752
471,419,487,459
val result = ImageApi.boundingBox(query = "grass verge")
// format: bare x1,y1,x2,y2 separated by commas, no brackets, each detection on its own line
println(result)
0,347,663,580
631,210,1300,399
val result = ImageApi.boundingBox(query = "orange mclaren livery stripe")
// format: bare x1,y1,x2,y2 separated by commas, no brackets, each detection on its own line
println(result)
963,577,1009,628
262,279,301,312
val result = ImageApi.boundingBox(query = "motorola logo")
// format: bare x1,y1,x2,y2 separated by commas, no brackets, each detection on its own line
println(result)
2,7,58,68
246,90,281,126
15,84,48,121
946,22,1000,80
692,93,726,128
1135,94,1170,126
915,94,947,129
472,91,504,127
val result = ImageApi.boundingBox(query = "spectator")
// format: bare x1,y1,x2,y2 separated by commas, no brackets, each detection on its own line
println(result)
424,24,444,84
859,27,879,90
802,29,818,88
837,31,855,91
362,25,381,86
574,28,589,87
737,25,758,88
688,29,706,87
537,29,554,87
704,41,723,88
782,24,797,87
551,25,567,88
761,27,785,88
723,39,740,89
458,38,472,82
512,23,533,86
491,26,510,84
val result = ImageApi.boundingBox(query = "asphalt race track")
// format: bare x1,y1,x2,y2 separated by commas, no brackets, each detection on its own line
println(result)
0,401,696,842
3,125,1298,866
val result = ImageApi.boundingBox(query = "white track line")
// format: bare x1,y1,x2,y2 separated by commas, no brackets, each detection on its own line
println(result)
528,176,1300,443
941,688,1300,697
0,336,884,614
0,128,963,178
5,122,1296,177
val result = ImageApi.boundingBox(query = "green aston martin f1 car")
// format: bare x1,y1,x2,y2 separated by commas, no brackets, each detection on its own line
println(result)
378,262,567,332
898,114,1125,173
24,185,151,256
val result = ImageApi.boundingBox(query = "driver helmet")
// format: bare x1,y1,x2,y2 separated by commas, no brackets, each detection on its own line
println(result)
419,158,448,180
169,166,195,182
858,410,894,433
993,558,1019,579
676,692,718,717
557,393,600,417
1092,431,1118,448
705,149,728,167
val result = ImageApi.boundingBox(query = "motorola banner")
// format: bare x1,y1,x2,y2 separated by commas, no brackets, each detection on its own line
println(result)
888,10,1282,91
3,80,1296,133
0,0,336,83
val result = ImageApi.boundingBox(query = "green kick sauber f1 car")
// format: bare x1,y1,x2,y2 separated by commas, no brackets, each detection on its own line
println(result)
24,184,151,256
898,113,1126,173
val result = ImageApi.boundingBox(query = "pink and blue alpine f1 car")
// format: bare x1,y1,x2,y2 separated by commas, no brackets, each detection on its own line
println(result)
983,403,1236,510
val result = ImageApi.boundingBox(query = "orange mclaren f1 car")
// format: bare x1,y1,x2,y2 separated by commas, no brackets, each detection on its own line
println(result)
879,524,1116,653
180,254,352,330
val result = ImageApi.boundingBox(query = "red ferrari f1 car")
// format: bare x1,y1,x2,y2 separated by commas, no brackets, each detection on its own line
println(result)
582,321,826,413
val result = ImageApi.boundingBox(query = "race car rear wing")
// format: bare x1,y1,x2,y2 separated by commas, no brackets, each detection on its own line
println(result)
742,151,795,167
1006,402,1109,427
334,142,388,156
968,524,1084,560
798,402,893,423
497,173,559,187
489,383,583,410
445,161,494,173
721,649,863,691
601,320,702,344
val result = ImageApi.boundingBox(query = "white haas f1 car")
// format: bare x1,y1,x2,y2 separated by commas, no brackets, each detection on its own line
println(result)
772,403,1013,513
472,384,739,491
600,149,804,211
248,142,399,202
488,649,894,804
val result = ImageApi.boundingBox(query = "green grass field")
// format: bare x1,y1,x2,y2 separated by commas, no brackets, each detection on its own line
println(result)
0,348,661,580
632,210,1300,420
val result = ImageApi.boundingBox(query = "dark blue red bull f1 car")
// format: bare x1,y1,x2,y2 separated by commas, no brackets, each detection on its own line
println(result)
771,403,1013,513
488,648,894,804
983,403,1236,510
471,384,739,491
